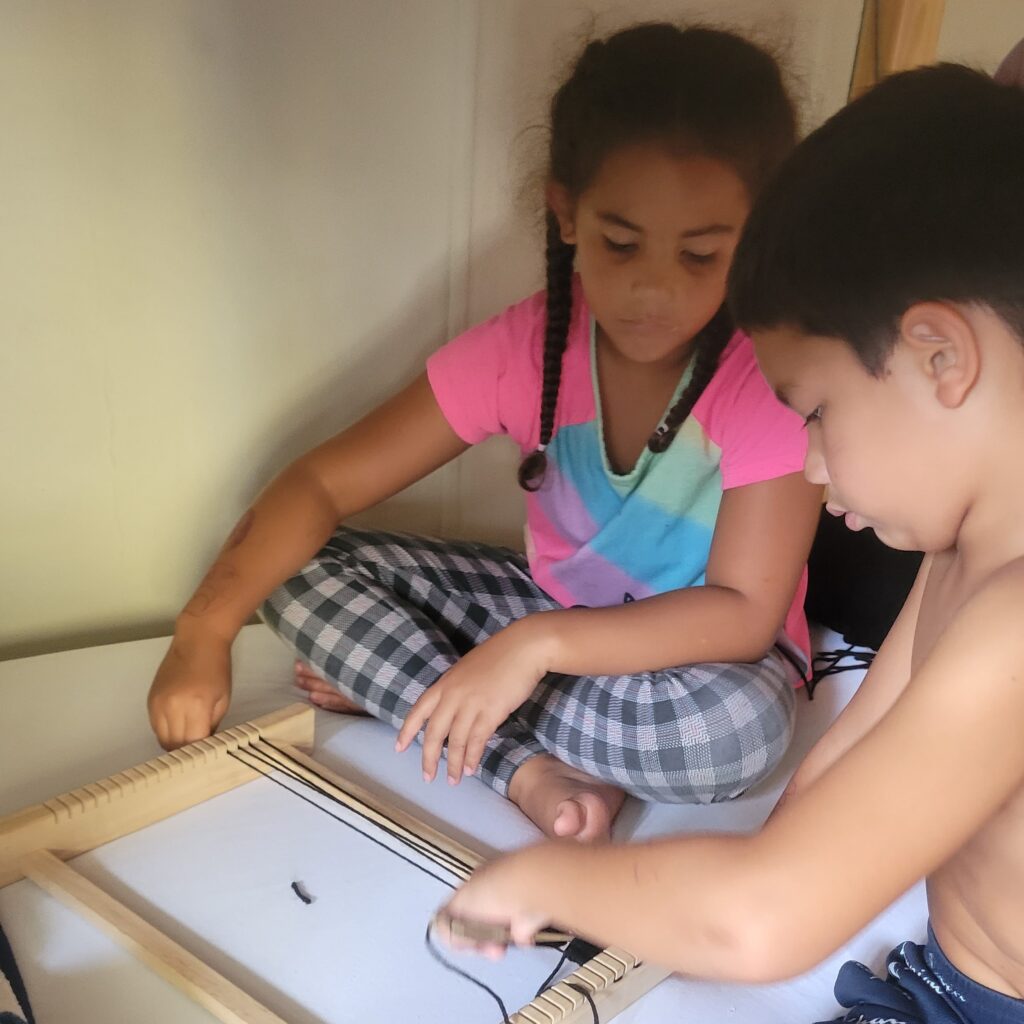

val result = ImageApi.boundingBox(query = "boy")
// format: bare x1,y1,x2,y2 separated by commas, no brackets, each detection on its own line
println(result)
436,65,1024,1023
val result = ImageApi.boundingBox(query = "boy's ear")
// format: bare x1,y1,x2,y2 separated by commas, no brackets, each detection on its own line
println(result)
899,302,980,409
546,182,577,244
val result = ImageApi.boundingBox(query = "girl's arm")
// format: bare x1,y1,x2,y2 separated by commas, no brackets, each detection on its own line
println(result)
397,471,820,781
440,564,1024,981
517,470,821,674
148,374,468,748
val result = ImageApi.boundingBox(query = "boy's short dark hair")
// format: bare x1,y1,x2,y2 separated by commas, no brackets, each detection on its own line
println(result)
728,64,1024,373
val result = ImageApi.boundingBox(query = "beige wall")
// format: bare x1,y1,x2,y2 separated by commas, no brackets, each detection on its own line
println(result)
3,1,1022,658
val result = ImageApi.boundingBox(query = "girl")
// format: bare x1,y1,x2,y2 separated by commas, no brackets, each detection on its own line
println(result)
148,22,821,842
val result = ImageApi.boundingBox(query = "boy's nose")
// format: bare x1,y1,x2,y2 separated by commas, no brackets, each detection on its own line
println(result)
803,436,830,486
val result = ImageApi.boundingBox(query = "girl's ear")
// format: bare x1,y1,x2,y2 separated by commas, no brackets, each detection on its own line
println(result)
899,302,980,410
546,182,577,244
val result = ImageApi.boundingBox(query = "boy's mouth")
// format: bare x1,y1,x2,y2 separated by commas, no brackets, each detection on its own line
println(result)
826,502,867,532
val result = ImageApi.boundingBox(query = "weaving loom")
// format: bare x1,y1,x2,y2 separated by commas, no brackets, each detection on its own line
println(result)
0,704,664,1023
0,625,929,1022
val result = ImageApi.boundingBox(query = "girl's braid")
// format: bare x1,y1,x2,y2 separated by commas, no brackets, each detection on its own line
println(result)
647,305,733,454
517,212,576,490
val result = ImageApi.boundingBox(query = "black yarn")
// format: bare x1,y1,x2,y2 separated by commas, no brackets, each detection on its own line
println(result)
237,739,605,1018
424,923,602,1024
290,880,314,905
425,923,512,1023
567,982,600,1024
806,645,876,700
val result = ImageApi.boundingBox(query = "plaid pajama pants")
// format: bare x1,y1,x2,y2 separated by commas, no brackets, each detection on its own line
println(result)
261,528,797,803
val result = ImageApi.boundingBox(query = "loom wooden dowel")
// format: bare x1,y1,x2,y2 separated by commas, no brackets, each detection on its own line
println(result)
21,850,287,1024
271,742,485,877
609,947,640,970
573,965,609,991
599,950,630,974
534,990,575,1016
512,1004,556,1024
545,982,585,1012
588,955,620,984
581,961,672,1022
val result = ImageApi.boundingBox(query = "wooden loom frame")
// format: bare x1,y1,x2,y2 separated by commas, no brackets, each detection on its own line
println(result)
0,704,667,1024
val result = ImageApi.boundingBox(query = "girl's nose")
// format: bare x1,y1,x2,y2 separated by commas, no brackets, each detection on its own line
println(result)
631,256,676,299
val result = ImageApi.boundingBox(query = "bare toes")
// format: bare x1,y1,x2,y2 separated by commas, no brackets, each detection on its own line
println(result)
294,661,326,683
307,688,369,716
552,799,585,838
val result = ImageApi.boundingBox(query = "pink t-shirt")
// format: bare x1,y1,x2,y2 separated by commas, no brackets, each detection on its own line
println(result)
427,280,811,665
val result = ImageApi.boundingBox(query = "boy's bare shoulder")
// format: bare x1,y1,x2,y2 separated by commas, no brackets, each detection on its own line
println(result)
911,550,1024,679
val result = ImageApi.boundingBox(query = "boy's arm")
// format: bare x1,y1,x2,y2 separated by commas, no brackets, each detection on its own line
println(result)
148,374,468,748
442,564,1024,982
778,553,932,806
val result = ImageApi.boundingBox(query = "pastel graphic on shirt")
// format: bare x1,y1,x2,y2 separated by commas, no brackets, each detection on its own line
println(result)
427,278,810,664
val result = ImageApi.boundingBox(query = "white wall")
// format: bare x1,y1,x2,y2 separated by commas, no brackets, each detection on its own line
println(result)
3,0,1022,658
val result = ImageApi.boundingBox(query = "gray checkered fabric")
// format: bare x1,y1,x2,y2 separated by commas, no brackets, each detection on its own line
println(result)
261,527,796,803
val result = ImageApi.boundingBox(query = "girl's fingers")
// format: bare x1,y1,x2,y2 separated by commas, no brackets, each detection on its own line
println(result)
420,706,456,782
396,691,438,753
182,709,204,746
464,727,492,777
154,714,172,751
445,716,475,783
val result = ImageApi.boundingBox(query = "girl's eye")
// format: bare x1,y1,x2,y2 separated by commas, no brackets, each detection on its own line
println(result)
603,236,637,254
803,406,823,426
682,251,717,266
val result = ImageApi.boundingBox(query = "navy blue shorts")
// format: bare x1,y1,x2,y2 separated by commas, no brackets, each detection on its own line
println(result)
816,926,1024,1024
0,922,32,1024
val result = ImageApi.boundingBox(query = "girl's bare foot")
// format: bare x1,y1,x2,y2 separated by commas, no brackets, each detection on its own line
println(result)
507,754,626,842
293,661,368,715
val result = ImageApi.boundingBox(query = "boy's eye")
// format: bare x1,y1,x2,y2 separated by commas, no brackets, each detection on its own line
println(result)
603,236,637,254
803,406,823,426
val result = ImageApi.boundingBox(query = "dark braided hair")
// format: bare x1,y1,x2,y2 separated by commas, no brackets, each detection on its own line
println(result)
648,305,734,453
518,23,796,490
517,213,576,488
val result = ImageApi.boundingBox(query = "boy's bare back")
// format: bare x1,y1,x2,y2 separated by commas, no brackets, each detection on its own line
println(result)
917,548,1024,998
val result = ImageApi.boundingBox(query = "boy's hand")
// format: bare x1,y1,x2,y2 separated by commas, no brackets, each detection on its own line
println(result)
395,617,555,784
434,850,550,958
147,632,232,750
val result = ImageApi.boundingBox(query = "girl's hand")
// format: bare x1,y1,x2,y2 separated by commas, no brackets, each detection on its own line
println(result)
395,616,555,783
147,630,232,750
434,850,550,957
